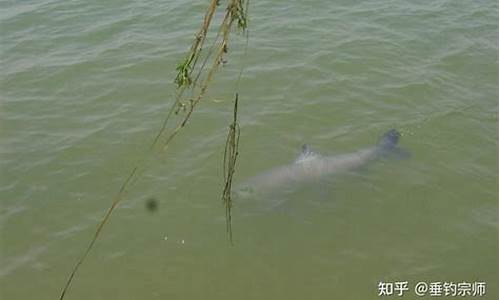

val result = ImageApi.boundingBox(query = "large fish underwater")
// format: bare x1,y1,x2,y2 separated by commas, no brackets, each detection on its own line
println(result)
235,129,406,203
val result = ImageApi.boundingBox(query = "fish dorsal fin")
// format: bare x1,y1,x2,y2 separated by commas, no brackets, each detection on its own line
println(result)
296,144,317,163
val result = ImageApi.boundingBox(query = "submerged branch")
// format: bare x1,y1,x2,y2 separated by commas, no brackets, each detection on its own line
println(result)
222,94,240,244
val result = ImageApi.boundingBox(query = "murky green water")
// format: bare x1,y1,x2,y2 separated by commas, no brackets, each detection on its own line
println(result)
1,1,498,299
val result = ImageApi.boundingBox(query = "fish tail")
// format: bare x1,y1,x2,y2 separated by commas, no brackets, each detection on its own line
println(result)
377,129,400,151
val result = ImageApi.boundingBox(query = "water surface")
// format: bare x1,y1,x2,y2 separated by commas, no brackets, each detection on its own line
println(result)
1,0,498,299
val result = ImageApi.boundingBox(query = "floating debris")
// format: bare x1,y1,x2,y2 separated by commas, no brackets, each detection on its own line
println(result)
145,197,158,213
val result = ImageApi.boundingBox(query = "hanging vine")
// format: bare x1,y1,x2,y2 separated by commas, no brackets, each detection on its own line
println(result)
59,1,249,299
